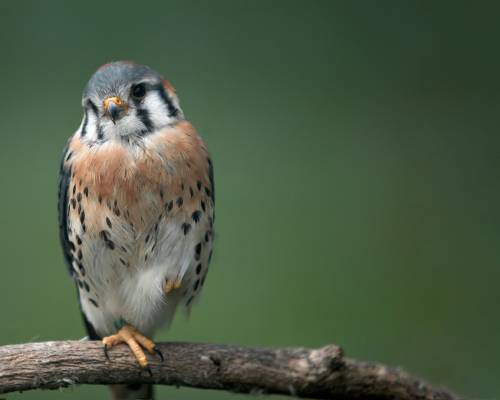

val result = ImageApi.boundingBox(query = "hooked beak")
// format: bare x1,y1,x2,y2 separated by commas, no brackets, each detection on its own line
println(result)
103,96,127,124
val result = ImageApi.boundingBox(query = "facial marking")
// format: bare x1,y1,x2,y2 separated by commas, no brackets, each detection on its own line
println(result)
141,90,172,129
79,62,183,142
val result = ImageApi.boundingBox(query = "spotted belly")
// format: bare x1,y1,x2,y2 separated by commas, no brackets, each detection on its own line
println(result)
65,179,214,337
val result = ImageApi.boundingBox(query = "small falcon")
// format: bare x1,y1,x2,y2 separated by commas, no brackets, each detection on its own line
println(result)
57,61,214,398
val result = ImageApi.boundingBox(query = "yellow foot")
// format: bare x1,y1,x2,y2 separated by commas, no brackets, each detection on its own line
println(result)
163,277,182,294
102,324,163,372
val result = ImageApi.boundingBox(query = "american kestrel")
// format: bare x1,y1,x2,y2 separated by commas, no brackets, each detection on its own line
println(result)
57,61,214,397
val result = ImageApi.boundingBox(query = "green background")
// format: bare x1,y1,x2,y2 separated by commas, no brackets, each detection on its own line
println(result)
0,1,499,399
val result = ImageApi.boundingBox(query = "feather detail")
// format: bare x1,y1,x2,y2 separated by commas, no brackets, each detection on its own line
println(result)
60,121,214,337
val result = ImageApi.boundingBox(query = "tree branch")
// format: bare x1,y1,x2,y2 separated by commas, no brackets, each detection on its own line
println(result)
0,341,458,399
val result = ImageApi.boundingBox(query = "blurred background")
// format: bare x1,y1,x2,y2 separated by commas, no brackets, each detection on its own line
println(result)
0,1,499,399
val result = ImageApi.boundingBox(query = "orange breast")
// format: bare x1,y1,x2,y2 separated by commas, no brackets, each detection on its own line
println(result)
65,121,213,231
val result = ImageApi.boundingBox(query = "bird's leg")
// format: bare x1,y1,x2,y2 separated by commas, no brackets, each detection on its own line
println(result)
102,323,163,370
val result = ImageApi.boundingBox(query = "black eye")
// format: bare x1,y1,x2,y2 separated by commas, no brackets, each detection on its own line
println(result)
131,83,146,99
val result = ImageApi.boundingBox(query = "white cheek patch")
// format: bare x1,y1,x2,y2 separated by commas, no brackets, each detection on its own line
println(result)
142,91,172,128
79,109,99,140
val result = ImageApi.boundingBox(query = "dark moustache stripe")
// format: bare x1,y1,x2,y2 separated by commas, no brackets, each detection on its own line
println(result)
152,83,179,118
136,107,154,134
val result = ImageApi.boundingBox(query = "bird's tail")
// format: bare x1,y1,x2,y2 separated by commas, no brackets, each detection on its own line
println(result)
109,384,153,400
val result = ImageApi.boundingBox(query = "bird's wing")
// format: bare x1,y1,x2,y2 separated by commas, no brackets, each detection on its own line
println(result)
58,138,100,339
58,139,74,276
208,157,215,204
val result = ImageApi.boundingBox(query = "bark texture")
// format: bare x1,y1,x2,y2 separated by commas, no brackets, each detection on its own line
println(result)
0,341,459,399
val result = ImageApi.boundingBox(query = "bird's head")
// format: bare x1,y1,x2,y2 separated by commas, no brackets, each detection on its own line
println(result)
80,61,183,141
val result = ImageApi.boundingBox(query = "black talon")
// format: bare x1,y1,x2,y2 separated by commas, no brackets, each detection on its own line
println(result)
145,366,153,377
154,347,164,362
104,344,110,361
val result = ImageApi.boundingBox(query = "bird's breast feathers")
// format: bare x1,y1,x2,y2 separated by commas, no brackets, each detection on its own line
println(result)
62,121,214,335
67,121,209,209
